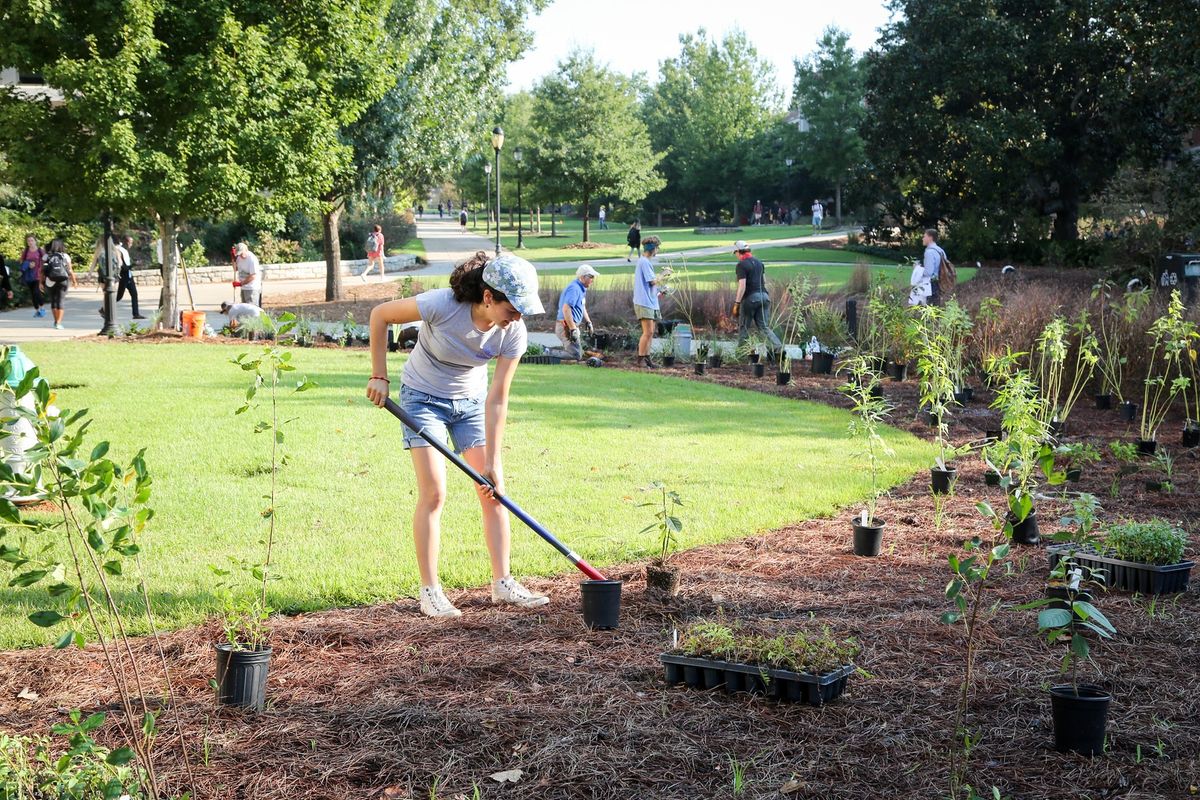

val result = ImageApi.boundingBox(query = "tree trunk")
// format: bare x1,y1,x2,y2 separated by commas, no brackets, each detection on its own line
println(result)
1053,179,1081,241
732,195,739,227
508,207,513,230
323,195,344,301
656,207,663,227
582,191,590,242
551,206,557,237
535,206,541,233
157,215,181,330
836,181,843,224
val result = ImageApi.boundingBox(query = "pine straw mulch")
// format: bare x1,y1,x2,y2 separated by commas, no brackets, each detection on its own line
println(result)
1,359,1199,799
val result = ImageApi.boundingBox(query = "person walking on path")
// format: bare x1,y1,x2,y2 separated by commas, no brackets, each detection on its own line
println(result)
625,221,641,262
115,234,144,319
633,236,668,369
234,242,261,306
459,207,469,234
418,204,424,219
19,235,46,318
366,251,551,619
731,241,783,351
42,239,78,330
362,225,386,282
555,264,597,360
752,199,763,225
598,204,608,230
0,255,14,310
811,199,824,231
921,228,953,306
437,203,444,219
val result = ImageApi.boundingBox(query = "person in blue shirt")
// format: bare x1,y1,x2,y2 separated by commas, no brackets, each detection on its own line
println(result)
633,236,668,368
921,228,949,306
555,264,598,359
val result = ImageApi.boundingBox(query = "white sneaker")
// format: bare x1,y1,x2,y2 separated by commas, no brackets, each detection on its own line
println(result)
418,585,461,618
361,272,369,283
490,576,549,608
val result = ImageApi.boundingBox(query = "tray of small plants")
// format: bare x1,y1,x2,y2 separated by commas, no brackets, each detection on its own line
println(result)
661,620,860,706
1047,518,1193,595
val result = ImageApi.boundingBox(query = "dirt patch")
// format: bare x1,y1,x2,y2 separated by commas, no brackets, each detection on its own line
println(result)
561,241,608,250
267,281,428,325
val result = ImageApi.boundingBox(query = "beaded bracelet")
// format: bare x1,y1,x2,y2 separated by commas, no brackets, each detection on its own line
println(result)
370,376,390,383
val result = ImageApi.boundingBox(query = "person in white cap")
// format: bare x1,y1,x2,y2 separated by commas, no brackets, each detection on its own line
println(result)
366,250,550,619
554,264,597,360
731,241,782,351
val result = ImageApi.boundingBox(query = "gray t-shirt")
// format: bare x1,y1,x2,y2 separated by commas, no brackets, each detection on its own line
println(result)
402,288,527,399
226,302,261,323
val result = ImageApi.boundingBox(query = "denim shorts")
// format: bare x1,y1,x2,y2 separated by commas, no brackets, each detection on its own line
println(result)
399,384,487,453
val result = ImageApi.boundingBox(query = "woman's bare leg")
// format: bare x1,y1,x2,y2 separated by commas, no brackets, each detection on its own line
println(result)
409,446,448,586
462,446,509,581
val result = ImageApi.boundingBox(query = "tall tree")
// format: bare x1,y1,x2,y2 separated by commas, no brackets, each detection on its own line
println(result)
530,51,664,241
643,29,781,224
0,0,388,325
323,0,542,299
863,0,1195,242
793,27,865,224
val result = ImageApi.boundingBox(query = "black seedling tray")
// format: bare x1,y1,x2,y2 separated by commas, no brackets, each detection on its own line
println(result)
660,654,854,706
522,355,562,365
1047,546,1193,595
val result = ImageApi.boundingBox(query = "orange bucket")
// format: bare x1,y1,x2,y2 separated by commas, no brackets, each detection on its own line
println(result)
182,310,206,338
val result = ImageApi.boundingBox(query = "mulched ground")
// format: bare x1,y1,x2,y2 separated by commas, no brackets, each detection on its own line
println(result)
2,350,1198,799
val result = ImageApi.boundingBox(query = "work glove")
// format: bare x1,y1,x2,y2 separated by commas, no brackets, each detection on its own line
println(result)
569,327,582,344
731,302,741,317
585,321,594,335
233,281,242,287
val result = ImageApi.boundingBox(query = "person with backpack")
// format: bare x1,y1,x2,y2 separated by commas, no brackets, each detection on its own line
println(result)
459,207,468,233
19,235,46,318
362,224,386,282
365,252,551,619
921,228,955,306
625,221,641,262
115,234,144,319
43,239,78,329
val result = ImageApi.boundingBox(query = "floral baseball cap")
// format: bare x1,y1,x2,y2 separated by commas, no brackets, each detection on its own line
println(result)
483,254,545,316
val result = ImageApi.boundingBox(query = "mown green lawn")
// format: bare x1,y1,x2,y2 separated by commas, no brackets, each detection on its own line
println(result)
2,342,934,648
487,220,836,262
686,246,895,265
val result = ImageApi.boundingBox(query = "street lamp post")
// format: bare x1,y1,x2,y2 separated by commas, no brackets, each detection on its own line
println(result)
784,157,794,224
484,161,492,237
491,126,504,256
513,147,524,250
98,213,118,336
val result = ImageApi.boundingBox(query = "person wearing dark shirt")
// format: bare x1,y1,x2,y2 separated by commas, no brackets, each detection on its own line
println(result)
730,240,782,350
0,255,13,309
625,221,641,262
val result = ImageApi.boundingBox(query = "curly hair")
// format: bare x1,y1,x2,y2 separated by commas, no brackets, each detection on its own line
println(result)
449,250,509,305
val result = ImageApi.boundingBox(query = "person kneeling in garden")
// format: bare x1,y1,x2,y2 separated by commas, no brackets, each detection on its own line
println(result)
554,264,597,360
366,251,550,618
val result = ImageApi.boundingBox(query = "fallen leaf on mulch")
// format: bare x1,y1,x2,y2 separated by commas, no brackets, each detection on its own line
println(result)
381,787,409,798
16,688,39,702
780,779,804,794
489,769,523,783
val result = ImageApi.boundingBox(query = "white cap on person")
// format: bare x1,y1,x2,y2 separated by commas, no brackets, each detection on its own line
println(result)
733,240,750,253
576,264,599,279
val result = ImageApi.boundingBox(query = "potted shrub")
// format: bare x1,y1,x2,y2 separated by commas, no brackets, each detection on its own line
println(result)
1136,291,1190,454
940,300,974,403
694,341,710,375
706,340,724,369
1043,493,1104,609
804,300,847,375
1018,557,1114,757
1055,442,1100,483
1033,313,1098,438
1106,440,1141,497
655,339,676,368
641,481,683,596
776,351,792,386
915,305,960,495
1049,518,1193,594
1091,280,1150,410
216,314,315,710
1176,312,1199,447
840,356,894,556
662,620,859,705
1143,448,1175,493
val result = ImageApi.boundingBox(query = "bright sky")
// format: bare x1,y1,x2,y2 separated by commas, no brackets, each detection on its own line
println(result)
505,0,896,102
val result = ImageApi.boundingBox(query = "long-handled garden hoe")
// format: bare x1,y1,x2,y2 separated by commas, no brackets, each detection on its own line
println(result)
382,398,607,581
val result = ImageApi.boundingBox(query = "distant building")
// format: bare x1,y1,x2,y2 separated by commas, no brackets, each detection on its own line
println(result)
0,68,64,104
785,108,810,134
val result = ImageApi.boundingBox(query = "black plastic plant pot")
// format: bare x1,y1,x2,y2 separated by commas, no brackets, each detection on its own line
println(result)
1066,468,1082,483
694,362,706,376
580,580,622,630
1183,423,1200,448
952,387,974,405
919,410,941,428
776,371,791,386
811,351,835,375
1119,401,1137,422
1009,511,1040,545
707,355,722,369
752,363,766,378
888,361,908,381
984,429,1003,444
749,353,760,364
660,654,854,706
663,355,676,367
1144,479,1165,492
984,470,1001,487
1047,546,1193,594
1094,394,1113,410
1050,684,1111,757
851,518,885,557
1136,439,1157,456
1048,420,1065,440
930,467,957,495
593,332,612,349
214,644,272,711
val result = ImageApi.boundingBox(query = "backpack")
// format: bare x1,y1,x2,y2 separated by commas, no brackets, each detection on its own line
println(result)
939,251,957,293
366,232,379,252
44,252,69,283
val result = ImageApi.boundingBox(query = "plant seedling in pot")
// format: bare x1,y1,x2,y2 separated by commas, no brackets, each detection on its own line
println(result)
640,481,683,596
840,355,894,556
1145,448,1175,493
915,305,968,495
1138,291,1191,448
1032,312,1098,433
1055,442,1100,484
1107,440,1141,497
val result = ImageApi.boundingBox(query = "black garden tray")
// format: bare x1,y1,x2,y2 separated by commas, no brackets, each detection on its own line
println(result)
660,654,854,706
